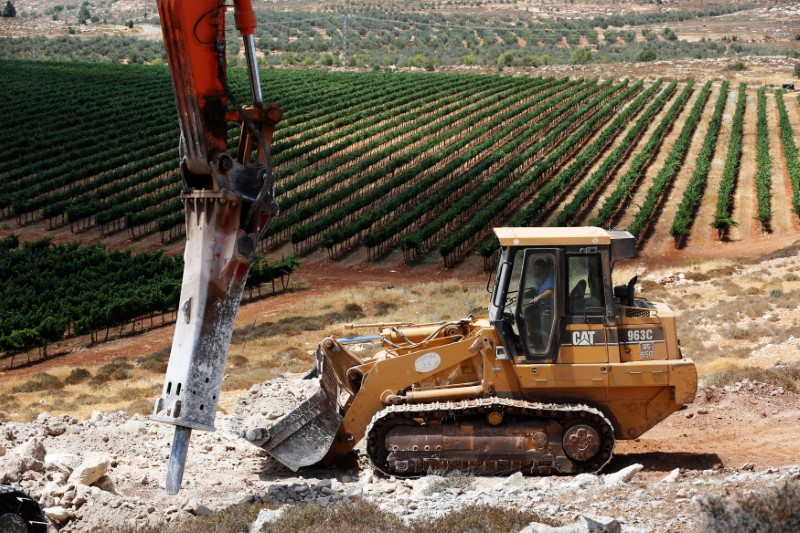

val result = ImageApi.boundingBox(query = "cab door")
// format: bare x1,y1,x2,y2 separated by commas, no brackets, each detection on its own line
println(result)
514,248,562,361
559,252,609,364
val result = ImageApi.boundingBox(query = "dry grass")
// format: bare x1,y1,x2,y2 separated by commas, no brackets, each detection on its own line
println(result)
11,372,64,393
704,364,800,392
109,498,559,533
91,358,133,384
64,368,92,384
136,347,170,374
699,481,800,532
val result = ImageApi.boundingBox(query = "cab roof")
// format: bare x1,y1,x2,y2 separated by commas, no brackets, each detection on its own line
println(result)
495,227,613,246
493,227,636,262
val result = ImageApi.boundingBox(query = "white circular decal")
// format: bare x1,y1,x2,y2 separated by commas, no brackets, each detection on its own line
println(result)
415,352,441,373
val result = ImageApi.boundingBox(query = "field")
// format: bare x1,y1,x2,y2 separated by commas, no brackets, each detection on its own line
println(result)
2,60,800,268
2,58,800,361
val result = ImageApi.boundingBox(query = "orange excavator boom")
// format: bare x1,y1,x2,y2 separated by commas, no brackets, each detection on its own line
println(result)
151,0,281,494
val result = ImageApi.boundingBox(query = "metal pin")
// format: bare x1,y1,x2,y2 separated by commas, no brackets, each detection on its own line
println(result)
165,426,192,495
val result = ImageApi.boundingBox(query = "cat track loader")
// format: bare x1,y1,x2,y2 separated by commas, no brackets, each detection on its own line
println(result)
148,0,695,491
232,227,697,477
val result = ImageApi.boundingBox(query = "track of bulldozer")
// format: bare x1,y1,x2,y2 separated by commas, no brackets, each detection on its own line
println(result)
0,485,48,533
365,398,615,477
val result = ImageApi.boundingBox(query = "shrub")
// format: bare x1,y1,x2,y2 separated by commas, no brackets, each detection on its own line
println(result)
374,300,399,316
699,481,800,532
171,503,267,533
64,368,92,384
267,499,404,533
11,372,64,393
637,50,657,62
413,504,557,532
705,366,798,392
725,61,748,71
137,347,170,373
228,354,249,368
91,358,132,384
569,48,592,64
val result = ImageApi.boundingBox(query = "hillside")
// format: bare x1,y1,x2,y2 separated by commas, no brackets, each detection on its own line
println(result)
2,256,800,531
2,1,799,68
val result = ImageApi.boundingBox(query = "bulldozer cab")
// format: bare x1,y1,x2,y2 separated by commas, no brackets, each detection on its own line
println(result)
489,227,635,362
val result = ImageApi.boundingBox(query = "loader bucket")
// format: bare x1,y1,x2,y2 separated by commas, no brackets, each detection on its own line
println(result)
235,361,343,471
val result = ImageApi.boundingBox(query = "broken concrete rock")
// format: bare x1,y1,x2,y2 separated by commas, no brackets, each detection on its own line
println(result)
604,464,643,487
519,514,621,533
250,507,286,533
43,505,72,523
15,438,47,472
69,455,110,486
45,453,82,473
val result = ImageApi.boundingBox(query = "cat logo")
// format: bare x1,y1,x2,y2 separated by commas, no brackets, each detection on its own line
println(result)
572,330,597,346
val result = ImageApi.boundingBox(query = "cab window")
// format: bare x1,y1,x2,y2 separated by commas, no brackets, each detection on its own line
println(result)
518,252,558,357
566,254,605,315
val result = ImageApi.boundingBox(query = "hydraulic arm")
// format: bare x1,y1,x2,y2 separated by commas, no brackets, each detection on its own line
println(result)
151,0,281,494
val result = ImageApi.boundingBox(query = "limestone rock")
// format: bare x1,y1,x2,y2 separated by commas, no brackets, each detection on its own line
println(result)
69,455,110,486
570,473,602,488
183,498,212,517
94,475,116,494
661,468,681,483
519,514,621,533
45,453,82,473
250,507,286,533
15,438,47,472
43,505,72,522
604,464,643,487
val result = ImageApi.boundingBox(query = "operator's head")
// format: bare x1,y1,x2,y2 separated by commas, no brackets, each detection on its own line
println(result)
532,258,549,282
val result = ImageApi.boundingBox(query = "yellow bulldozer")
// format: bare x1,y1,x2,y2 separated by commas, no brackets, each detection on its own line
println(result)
229,227,697,477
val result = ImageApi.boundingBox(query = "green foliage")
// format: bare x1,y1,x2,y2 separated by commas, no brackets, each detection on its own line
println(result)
795,63,800,78
497,51,514,66
725,61,748,71
700,481,800,532
776,91,800,215
77,2,90,25
628,81,712,239
755,87,772,227
550,80,678,229
479,80,659,257
670,81,729,244
663,28,678,41
569,48,592,64
590,80,696,228
437,79,630,264
637,50,657,62
712,83,747,234
527,54,552,67
0,239,182,354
